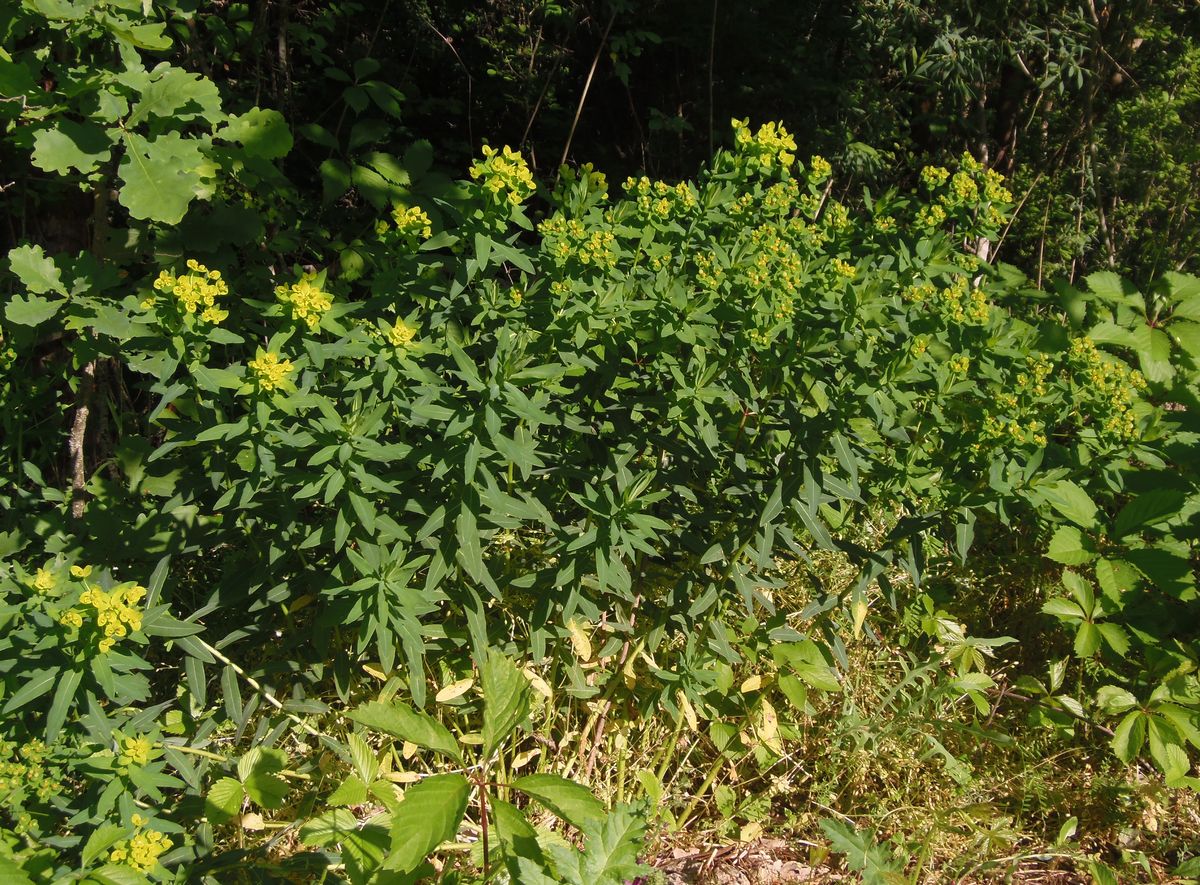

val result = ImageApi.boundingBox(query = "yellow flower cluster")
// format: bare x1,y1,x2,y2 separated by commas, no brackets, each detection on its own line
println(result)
387,320,417,347
275,276,332,331
248,351,294,392
909,336,929,357
763,180,800,215
559,162,609,200
824,201,850,232
151,259,229,324
109,827,174,872
0,739,61,802
30,567,57,594
693,253,726,290
119,735,153,768
949,171,979,203
623,177,698,220
875,215,896,232
949,354,971,374
392,205,433,240
539,214,619,269
740,224,804,302
920,166,950,189
1069,336,1147,441
808,154,832,181
983,168,1013,203
469,144,536,204
1018,355,1054,396
76,581,146,654
830,258,857,280
917,203,947,228
981,413,1047,447
731,118,797,171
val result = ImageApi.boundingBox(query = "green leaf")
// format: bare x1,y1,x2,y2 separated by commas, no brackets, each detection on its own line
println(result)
383,773,470,873
31,120,113,175
8,244,66,295
510,773,605,829
578,804,650,885
1096,622,1129,657
299,808,361,847
5,292,65,326
1073,621,1101,658
819,818,904,884
1045,525,1095,565
1095,685,1138,715
1041,598,1084,620
205,776,245,824
491,797,551,876
348,700,462,762
82,822,128,867
1112,489,1186,538
238,747,290,809
44,668,82,742
219,107,293,159
1111,710,1146,763
1041,481,1099,529
1085,271,1141,308
1,667,58,714
481,649,531,758
327,774,370,807
127,64,222,126
118,131,204,224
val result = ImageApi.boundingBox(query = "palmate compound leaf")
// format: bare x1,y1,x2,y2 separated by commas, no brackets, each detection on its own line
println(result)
118,131,205,224
382,773,470,873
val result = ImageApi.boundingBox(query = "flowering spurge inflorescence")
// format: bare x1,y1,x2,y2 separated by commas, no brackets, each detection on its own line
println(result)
387,319,417,348
149,259,229,324
275,275,332,331
731,118,797,172
65,580,147,654
1068,335,1149,441
109,816,173,873
539,214,619,270
392,205,433,240
469,144,536,204
0,739,62,804
247,350,294,392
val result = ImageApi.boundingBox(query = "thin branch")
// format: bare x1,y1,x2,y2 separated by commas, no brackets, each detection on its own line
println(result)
558,8,618,175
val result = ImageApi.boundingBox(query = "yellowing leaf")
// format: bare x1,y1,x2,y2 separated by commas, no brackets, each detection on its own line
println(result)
435,677,475,703
522,668,553,699
758,698,783,755
387,770,422,784
566,618,592,661
851,597,869,639
362,663,388,681
740,821,763,842
740,674,770,693
678,690,699,731
240,812,265,831
401,741,418,760
510,748,541,769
